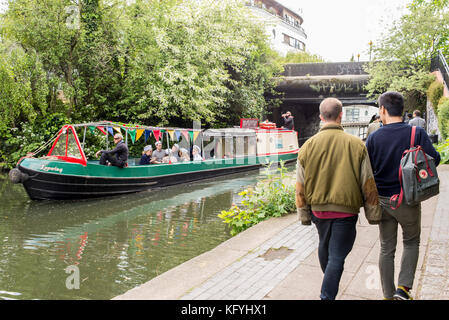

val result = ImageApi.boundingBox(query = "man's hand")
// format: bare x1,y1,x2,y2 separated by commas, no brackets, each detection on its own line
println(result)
95,151,101,158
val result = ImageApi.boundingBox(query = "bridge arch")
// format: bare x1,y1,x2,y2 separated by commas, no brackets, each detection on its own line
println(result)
268,62,377,145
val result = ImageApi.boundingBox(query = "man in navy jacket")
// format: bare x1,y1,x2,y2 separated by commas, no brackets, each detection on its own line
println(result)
366,91,440,300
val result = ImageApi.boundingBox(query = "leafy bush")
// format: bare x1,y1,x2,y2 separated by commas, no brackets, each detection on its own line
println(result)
436,139,449,164
0,113,70,169
218,162,296,236
427,80,444,113
438,98,449,140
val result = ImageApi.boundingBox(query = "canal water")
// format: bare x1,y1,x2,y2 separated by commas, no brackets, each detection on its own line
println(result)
0,165,294,300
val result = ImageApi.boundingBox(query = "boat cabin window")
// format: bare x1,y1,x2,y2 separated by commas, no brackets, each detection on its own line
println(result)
203,130,257,159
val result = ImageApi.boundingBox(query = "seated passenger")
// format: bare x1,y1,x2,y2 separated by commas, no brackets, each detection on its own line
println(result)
151,141,168,164
170,143,181,162
139,145,153,165
179,148,190,162
192,145,202,161
96,133,128,168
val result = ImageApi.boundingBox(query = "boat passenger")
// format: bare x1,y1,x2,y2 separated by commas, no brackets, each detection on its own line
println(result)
151,141,168,164
95,133,129,168
179,148,190,162
192,145,202,161
170,143,181,162
139,145,153,165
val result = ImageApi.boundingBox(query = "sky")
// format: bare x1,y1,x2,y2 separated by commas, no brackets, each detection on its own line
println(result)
278,0,413,62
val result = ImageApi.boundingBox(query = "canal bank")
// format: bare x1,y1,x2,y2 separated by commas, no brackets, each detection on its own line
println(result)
114,165,449,300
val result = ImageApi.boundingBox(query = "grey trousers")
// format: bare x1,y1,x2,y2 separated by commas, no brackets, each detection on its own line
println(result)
378,196,421,299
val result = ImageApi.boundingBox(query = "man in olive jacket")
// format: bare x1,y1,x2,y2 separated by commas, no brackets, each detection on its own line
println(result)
296,97,381,300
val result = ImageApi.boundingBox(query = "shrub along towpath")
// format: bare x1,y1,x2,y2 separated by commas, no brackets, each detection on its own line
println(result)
113,165,449,300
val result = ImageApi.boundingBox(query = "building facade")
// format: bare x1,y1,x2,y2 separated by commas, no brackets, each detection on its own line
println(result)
341,105,378,140
245,0,307,56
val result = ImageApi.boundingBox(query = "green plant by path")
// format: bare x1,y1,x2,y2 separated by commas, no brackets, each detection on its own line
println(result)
218,161,296,236
436,139,449,164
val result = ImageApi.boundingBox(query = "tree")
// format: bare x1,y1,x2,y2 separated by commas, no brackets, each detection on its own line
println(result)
281,51,325,64
365,0,449,111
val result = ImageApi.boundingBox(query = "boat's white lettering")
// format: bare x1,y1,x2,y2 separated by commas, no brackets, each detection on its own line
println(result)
40,165,63,174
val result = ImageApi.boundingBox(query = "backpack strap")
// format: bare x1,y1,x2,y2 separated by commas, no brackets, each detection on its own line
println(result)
410,126,416,148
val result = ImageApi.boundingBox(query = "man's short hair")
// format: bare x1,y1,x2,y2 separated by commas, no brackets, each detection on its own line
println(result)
114,133,123,141
413,110,421,117
378,91,404,117
319,98,343,121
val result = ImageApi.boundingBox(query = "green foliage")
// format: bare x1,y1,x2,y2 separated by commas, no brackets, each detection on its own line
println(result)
427,80,444,112
280,51,325,64
0,113,70,169
0,42,48,131
365,1,449,111
435,138,449,164
438,98,449,139
218,162,295,236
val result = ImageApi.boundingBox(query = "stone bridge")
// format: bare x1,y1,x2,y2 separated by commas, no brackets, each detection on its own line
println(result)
268,62,376,145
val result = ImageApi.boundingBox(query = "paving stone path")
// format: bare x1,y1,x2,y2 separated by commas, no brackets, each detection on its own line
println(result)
180,222,318,300
418,168,449,300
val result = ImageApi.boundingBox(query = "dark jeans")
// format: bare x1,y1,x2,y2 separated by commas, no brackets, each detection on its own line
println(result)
311,214,358,300
99,152,125,168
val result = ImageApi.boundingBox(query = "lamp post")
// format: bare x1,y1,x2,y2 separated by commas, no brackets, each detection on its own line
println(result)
369,40,373,61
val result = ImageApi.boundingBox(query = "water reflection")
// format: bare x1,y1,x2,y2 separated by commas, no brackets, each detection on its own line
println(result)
0,166,294,300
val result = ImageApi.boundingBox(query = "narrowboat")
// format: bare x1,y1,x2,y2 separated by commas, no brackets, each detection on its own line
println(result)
9,120,299,200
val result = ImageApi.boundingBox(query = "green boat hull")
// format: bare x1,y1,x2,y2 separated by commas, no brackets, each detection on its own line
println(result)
16,152,298,200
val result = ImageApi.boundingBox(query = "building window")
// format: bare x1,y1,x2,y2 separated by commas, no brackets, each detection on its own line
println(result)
282,34,305,51
346,108,360,121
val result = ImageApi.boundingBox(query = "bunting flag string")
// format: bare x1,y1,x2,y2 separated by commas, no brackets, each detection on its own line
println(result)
136,129,145,142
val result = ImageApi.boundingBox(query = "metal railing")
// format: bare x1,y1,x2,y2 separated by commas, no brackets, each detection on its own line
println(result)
431,50,449,89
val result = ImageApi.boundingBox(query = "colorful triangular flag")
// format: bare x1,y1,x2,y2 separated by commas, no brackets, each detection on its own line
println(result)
107,127,114,136
167,130,175,140
188,131,194,141
174,130,181,141
136,129,144,142
88,126,96,134
144,129,152,143
113,127,121,133
193,131,200,142
153,130,161,141
97,126,107,135
182,130,190,141
128,129,136,144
